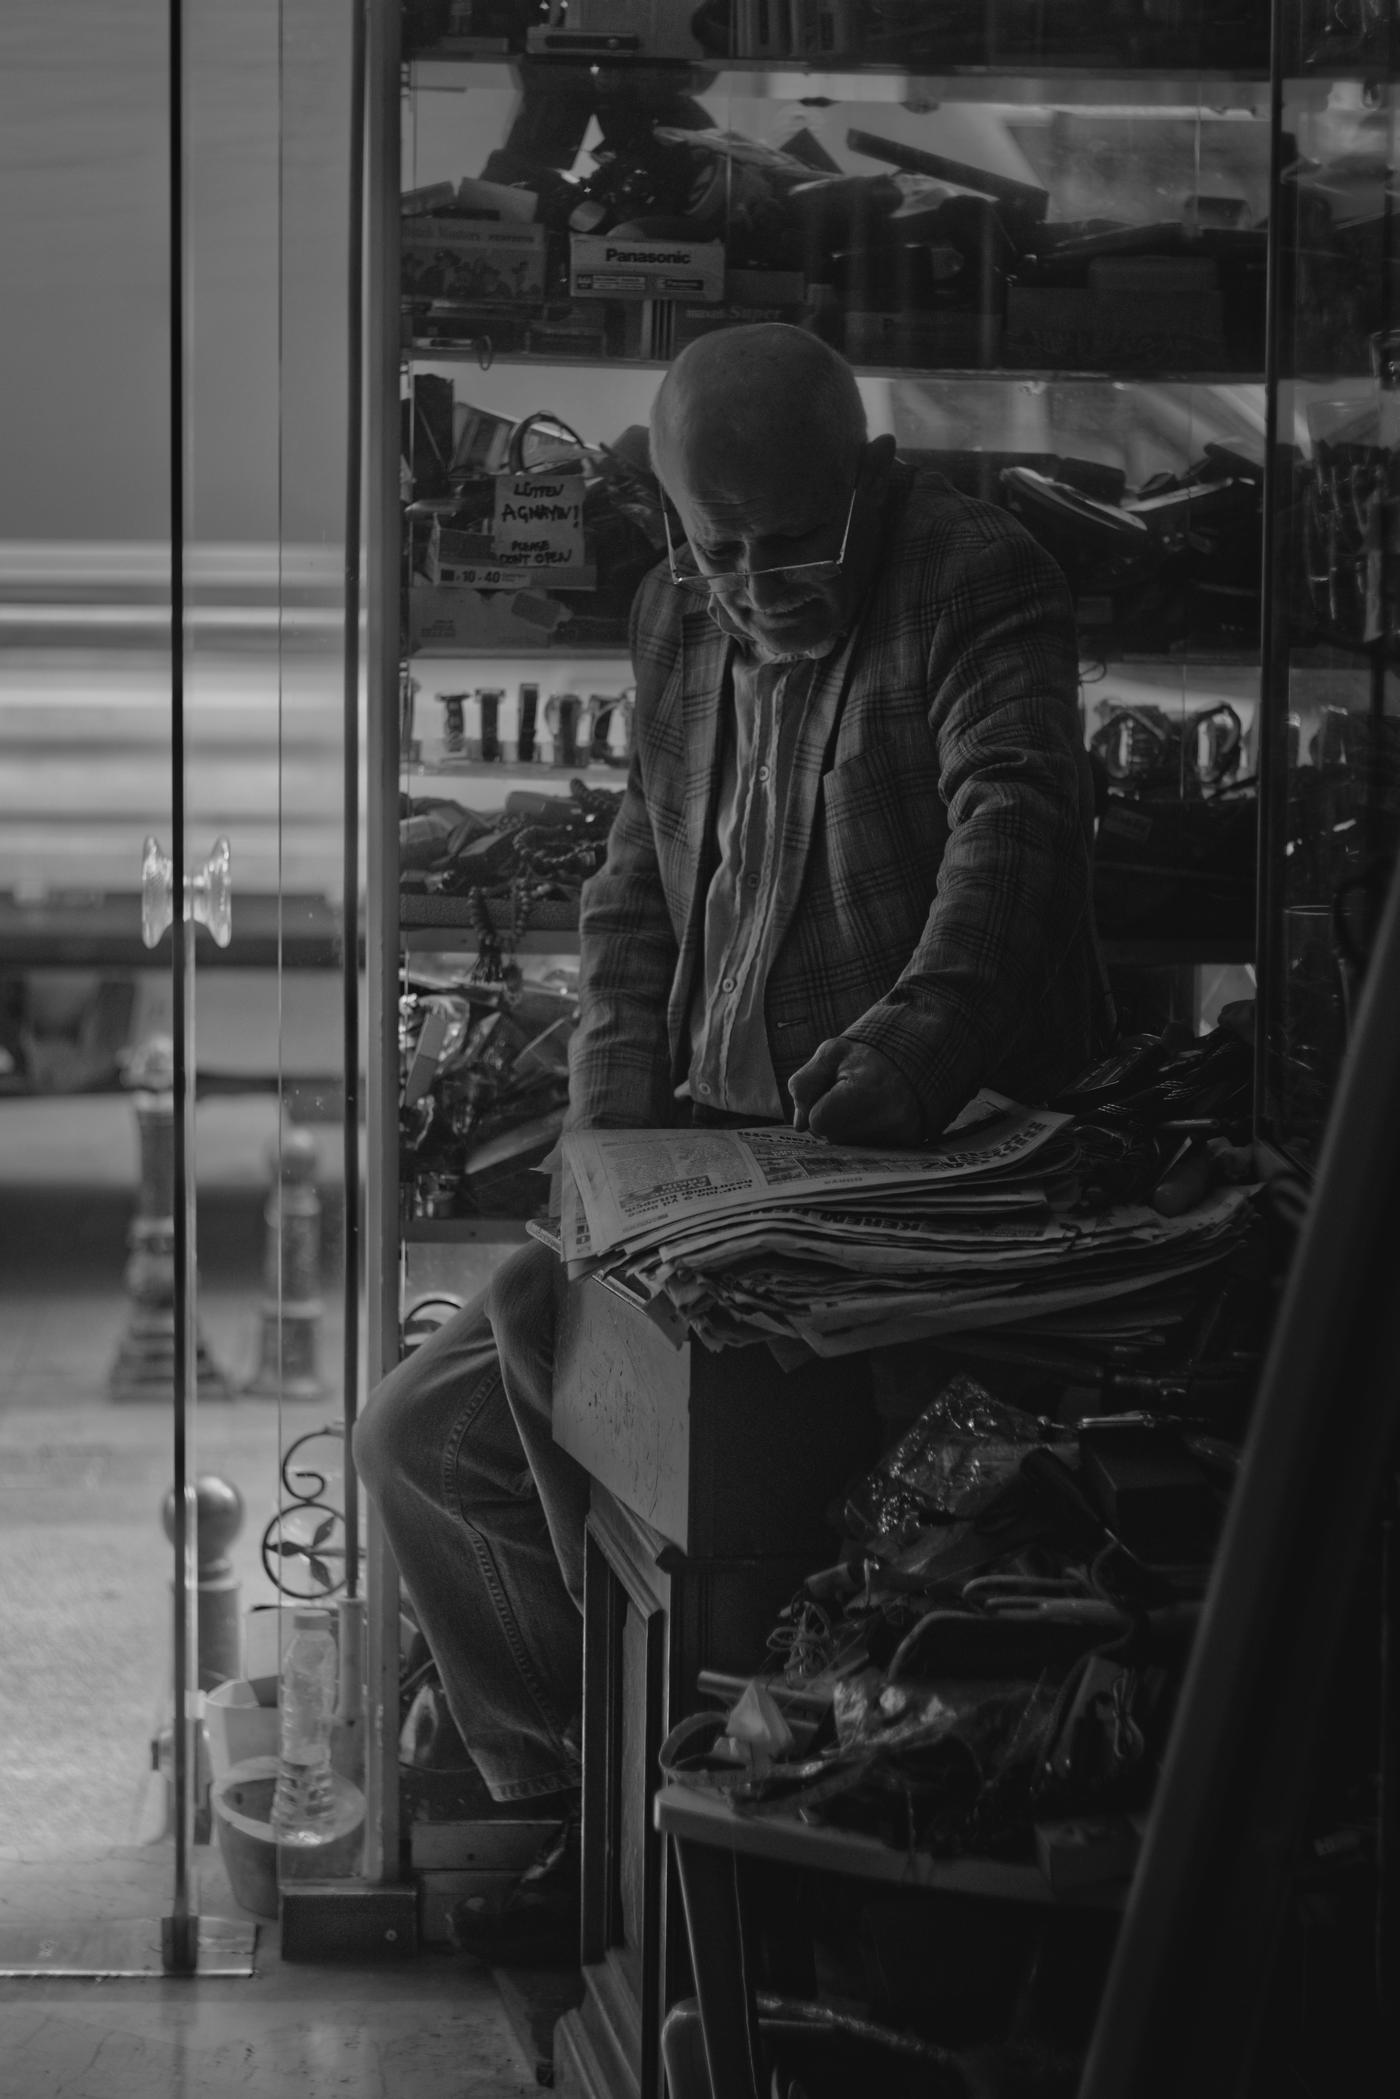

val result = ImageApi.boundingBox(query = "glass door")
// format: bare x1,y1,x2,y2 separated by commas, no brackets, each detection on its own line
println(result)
0,0,368,1972
267,0,373,1916
0,0,265,1973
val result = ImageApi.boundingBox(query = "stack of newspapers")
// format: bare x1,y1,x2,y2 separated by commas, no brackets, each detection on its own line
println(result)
542,1094,1253,1358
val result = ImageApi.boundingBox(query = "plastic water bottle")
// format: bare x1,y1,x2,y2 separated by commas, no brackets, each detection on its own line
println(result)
270,1607,338,1844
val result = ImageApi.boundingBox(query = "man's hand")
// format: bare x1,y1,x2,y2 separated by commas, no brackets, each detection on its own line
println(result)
787,1037,923,1145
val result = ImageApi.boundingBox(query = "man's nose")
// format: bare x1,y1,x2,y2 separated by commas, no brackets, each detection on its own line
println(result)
745,563,796,611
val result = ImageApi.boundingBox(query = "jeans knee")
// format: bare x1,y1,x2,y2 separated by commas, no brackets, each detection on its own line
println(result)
351,1374,399,1501
353,1291,503,1507
487,1238,559,1342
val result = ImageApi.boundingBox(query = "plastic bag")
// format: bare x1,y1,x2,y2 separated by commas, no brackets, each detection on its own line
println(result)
842,1373,1067,1546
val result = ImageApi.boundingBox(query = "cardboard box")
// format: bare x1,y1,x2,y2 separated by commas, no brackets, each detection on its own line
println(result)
843,309,1002,368
1035,1815,1143,1895
402,220,548,304
734,0,858,57
1004,285,1228,369
523,304,611,359
401,181,457,217
527,0,712,59
408,584,573,652
569,235,725,302
726,268,807,307
666,301,797,356
734,0,789,57
786,0,859,58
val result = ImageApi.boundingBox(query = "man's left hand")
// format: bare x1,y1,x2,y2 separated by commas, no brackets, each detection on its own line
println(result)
788,1037,923,1145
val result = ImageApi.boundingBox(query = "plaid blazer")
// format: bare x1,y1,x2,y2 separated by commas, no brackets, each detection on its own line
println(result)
569,462,1114,1133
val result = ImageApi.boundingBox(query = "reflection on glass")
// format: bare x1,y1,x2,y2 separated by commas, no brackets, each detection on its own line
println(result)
1262,68,1400,1167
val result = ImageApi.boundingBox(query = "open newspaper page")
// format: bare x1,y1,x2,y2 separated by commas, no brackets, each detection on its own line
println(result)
561,1093,1072,1271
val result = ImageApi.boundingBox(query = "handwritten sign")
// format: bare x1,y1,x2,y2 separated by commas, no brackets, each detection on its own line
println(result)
493,471,585,564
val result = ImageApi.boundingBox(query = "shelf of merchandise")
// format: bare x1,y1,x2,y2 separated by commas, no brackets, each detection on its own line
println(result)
399,894,580,936
407,57,1274,108
407,641,633,657
366,10,1297,2087
1253,45,1399,1176
400,1215,534,1242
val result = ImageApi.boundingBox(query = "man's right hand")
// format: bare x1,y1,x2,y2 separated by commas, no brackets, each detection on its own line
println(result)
788,1037,924,1145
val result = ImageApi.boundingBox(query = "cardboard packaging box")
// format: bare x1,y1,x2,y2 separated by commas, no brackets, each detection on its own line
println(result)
1035,1815,1144,1895
409,584,573,652
1004,285,1228,369
569,235,725,302
633,273,808,358
428,523,597,592
843,309,1003,369
401,181,457,217
527,0,715,60
734,0,859,57
665,301,794,356
402,220,548,304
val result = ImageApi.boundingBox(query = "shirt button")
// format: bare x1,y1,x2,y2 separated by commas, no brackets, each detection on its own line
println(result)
696,1081,712,1096
744,874,758,888
757,764,771,782
721,976,736,993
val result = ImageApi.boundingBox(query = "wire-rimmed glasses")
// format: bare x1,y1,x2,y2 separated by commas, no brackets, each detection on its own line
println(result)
662,477,860,596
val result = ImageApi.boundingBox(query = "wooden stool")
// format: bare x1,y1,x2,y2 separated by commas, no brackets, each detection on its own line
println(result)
550,1276,880,2099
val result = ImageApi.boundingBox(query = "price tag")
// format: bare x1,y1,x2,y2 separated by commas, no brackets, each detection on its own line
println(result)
492,471,586,566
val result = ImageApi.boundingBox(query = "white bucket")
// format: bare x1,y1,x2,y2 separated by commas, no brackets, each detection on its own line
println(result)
204,1677,280,1783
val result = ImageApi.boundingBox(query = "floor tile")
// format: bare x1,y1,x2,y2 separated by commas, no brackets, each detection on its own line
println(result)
0,1852,539,2099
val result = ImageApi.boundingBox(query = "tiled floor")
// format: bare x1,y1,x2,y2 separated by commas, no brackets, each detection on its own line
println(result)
0,1094,540,2097
0,1849,537,2099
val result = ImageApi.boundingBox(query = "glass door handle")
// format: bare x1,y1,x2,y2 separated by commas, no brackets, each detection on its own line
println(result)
141,835,233,948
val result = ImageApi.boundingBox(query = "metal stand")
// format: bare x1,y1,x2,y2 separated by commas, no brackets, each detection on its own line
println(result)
243,1121,327,1400
108,1077,228,1405
0,1918,257,1980
148,1476,245,1845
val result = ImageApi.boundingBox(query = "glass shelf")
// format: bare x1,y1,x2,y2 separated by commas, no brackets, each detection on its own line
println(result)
406,59,1273,112
400,1216,534,1241
403,343,1268,384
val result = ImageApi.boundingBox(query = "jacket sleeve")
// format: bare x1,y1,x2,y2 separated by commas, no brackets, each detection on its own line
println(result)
566,584,683,1130
840,522,1097,1131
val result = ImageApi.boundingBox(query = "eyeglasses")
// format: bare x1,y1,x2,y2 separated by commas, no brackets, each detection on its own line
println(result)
662,476,860,597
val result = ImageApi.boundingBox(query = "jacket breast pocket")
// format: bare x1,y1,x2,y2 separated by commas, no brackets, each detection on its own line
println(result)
818,738,947,892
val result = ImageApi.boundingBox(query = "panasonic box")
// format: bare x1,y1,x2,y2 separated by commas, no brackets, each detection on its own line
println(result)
569,235,726,302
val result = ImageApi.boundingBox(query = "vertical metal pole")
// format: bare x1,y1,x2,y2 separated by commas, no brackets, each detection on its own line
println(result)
363,0,404,1884
342,0,367,1599
1379,1474,1398,2031
163,0,198,1977
1252,4,1286,1159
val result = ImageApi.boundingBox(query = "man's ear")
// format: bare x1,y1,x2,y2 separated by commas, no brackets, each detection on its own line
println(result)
863,432,898,484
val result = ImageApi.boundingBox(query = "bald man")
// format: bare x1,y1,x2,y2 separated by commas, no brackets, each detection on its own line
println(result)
574,323,1110,1143
355,327,1111,1960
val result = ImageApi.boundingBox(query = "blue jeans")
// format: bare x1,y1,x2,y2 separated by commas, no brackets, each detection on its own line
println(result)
352,1240,587,1803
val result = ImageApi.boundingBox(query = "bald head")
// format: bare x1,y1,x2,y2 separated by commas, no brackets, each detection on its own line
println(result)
650,324,866,501
648,325,889,657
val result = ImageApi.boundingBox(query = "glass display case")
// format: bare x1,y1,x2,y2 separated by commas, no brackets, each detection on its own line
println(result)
379,26,1279,1221
363,7,1287,2087
1257,4,1400,1171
